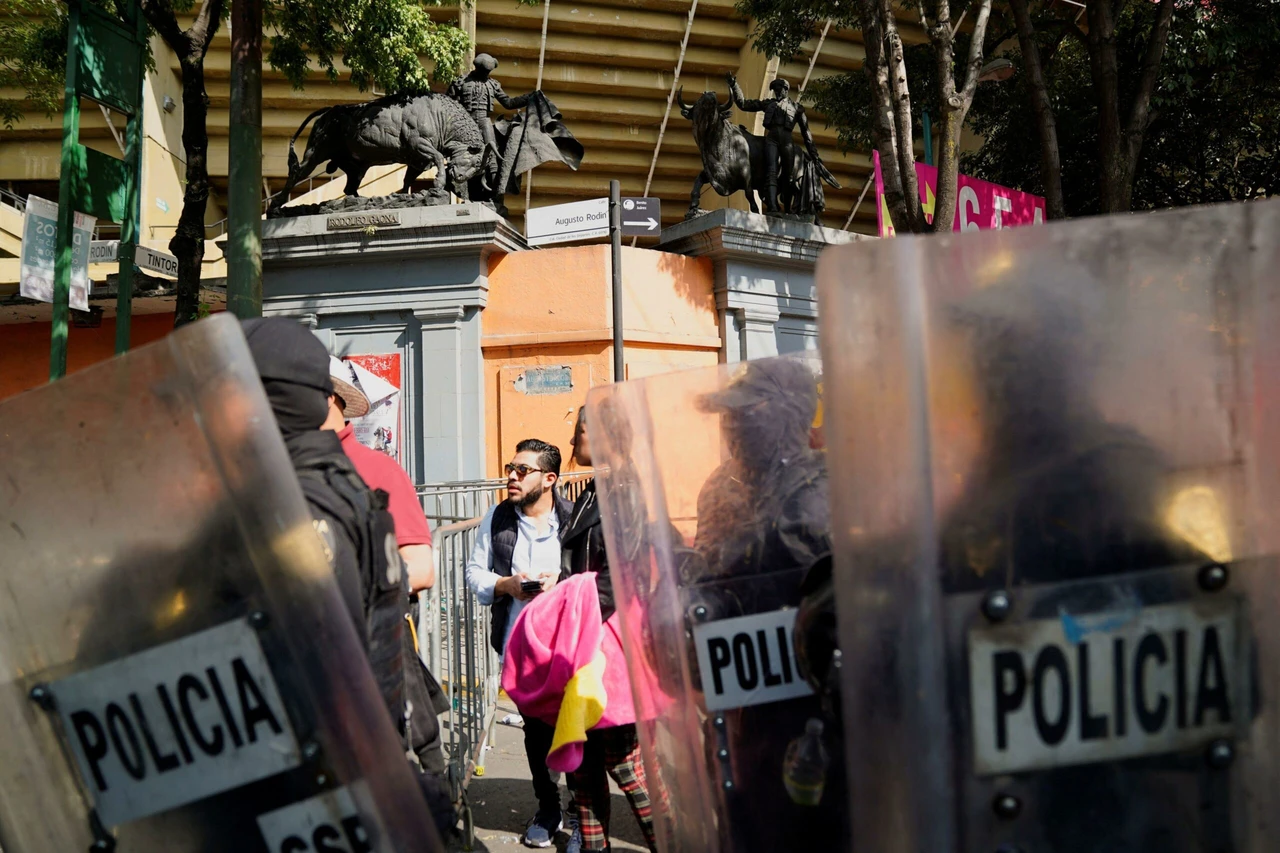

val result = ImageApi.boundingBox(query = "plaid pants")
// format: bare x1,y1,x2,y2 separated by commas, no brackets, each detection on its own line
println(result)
569,724,657,852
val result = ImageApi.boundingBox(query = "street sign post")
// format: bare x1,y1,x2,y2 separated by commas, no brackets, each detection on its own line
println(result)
525,198,610,246
610,181,623,382
619,197,661,237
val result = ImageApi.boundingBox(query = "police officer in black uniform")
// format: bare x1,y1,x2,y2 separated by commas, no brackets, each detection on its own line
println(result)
794,282,1227,851
241,319,456,838
686,358,847,852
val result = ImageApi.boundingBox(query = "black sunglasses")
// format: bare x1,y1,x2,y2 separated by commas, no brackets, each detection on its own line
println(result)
505,463,545,477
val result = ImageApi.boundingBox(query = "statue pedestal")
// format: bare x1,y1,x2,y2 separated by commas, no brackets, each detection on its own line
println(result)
656,209,866,362
261,202,527,484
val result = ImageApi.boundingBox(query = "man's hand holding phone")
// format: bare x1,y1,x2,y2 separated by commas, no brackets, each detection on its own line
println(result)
499,572,558,601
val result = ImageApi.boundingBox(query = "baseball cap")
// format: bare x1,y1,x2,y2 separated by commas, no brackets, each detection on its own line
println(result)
241,318,334,395
328,356,371,418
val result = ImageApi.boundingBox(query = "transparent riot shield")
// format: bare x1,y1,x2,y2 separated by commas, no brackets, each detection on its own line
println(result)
586,354,840,853
817,198,1280,851
0,314,442,852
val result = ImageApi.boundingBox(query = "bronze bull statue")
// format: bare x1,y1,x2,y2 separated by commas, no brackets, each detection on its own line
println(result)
270,93,488,212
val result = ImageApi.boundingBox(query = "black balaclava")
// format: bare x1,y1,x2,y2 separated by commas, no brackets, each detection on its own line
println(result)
241,318,333,438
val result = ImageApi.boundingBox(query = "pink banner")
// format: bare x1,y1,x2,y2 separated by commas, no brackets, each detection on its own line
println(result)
873,151,1045,237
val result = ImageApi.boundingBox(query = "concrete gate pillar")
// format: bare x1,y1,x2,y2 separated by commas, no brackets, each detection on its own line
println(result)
657,209,865,362
260,203,527,485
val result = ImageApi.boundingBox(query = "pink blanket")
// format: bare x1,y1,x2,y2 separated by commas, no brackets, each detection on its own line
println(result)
502,573,635,771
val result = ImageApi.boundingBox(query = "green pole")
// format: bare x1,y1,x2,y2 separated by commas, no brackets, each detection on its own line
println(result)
50,0,82,381
227,0,263,319
115,1,146,354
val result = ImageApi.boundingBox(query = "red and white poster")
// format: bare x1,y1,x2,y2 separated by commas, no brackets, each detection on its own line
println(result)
344,353,403,465
873,151,1045,237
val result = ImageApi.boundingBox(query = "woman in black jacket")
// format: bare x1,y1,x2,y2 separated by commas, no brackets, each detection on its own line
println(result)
558,405,657,853
559,406,614,619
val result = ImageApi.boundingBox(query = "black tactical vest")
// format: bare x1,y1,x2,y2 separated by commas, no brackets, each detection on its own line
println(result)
291,435,437,753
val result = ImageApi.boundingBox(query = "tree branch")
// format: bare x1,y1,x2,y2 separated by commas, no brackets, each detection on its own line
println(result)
189,0,227,54
138,0,190,54
1124,0,1174,168
916,0,934,39
957,0,994,106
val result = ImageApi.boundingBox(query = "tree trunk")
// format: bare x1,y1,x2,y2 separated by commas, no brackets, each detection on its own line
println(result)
930,0,959,232
881,0,925,232
172,55,210,327
1010,0,1067,219
930,0,991,232
1086,0,1127,212
857,0,915,233
139,0,224,328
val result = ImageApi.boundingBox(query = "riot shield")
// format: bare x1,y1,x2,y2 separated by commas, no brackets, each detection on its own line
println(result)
0,314,443,852
817,198,1280,851
586,354,840,853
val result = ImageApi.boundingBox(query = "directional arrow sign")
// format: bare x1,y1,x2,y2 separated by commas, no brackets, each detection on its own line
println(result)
620,197,662,237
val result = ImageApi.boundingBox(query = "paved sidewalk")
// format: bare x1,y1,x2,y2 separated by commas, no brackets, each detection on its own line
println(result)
447,699,649,852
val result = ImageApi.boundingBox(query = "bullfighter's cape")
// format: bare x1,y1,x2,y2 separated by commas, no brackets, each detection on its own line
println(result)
493,92,584,195
501,573,635,773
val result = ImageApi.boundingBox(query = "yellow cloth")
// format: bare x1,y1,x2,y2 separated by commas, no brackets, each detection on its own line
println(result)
550,651,607,760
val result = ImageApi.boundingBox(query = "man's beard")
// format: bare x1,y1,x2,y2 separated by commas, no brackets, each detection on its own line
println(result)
516,480,545,509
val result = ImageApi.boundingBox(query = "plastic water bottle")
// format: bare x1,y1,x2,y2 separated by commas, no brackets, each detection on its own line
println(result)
783,718,829,806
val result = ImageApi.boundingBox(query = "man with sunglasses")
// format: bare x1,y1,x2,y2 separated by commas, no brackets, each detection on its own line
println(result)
465,438,574,847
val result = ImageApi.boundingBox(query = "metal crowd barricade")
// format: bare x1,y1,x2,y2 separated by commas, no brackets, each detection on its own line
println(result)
417,471,596,528
420,518,495,844
416,470,593,845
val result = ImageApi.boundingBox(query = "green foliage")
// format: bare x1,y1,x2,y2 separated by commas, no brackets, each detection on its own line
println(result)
1,0,70,128
266,0,472,93
1,0,154,129
735,0,858,62
803,40,954,154
1,0,470,130
964,0,1279,213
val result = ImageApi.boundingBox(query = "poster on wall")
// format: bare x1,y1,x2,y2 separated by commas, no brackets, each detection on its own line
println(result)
344,354,403,465
873,152,1045,237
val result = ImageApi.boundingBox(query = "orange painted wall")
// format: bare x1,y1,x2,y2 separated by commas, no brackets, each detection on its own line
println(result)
482,245,721,478
0,313,176,402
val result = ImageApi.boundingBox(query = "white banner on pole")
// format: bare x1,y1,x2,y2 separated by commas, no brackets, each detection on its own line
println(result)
21,196,94,311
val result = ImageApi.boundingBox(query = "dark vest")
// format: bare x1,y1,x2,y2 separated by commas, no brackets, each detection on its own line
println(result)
291,433,436,753
488,492,572,654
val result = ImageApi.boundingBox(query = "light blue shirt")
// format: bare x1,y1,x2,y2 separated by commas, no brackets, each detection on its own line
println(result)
465,503,562,652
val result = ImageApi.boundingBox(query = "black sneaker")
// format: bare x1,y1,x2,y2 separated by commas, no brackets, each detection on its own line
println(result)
521,809,562,848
